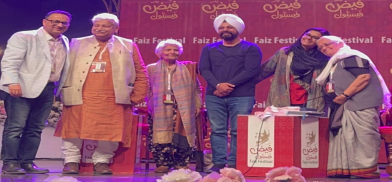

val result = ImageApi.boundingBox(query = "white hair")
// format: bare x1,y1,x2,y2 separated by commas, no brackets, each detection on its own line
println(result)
92,13,119,27
155,39,184,58
317,35,346,46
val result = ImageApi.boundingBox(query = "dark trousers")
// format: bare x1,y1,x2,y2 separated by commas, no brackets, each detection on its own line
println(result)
1,83,55,164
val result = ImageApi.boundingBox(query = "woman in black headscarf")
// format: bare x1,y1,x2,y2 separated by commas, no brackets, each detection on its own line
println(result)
256,28,330,112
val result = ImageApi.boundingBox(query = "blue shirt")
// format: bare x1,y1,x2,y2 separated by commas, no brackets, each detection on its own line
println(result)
199,41,262,97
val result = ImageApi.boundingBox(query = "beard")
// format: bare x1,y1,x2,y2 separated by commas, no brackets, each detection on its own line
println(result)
220,31,239,41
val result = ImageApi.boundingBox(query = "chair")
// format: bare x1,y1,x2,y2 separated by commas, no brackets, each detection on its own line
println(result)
134,108,150,171
380,110,392,178
138,122,150,170
379,126,392,179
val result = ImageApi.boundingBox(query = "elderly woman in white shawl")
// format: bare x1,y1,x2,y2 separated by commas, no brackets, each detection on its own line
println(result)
316,35,391,179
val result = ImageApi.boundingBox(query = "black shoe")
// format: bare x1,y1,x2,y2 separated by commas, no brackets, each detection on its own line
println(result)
228,164,236,169
20,163,49,174
2,162,26,174
205,163,226,174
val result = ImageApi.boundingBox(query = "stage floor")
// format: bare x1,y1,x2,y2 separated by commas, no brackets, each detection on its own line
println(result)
0,160,390,182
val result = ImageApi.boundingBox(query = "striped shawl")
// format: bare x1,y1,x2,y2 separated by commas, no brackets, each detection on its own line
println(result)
256,48,327,113
147,60,199,147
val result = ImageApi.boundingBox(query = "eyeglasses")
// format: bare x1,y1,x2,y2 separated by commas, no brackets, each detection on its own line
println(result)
45,19,70,26
317,41,337,51
303,33,320,41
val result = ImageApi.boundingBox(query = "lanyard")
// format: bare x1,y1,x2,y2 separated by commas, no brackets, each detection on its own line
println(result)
167,68,171,91
99,44,108,61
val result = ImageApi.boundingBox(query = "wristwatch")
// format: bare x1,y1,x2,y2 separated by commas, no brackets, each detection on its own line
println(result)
341,92,350,99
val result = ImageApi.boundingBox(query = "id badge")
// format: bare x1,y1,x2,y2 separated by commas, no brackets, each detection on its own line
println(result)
91,61,107,73
326,80,335,93
163,92,174,104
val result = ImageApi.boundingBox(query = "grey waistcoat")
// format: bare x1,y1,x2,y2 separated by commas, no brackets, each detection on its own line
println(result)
332,57,383,111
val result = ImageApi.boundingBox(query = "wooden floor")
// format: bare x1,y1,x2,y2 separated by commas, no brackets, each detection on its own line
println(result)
0,160,390,182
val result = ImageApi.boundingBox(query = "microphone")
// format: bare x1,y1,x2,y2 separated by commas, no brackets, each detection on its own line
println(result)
300,95,325,111
257,76,325,111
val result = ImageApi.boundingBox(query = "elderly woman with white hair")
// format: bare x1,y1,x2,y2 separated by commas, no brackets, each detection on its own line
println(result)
316,35,391,179
146,39,202,173
54,13,149,175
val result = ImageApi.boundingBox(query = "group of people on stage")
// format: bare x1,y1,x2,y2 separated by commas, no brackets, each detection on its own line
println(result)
0,9,390,179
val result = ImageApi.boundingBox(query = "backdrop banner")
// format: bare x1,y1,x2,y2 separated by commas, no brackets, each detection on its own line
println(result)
119,0,391,163
119,0,392,112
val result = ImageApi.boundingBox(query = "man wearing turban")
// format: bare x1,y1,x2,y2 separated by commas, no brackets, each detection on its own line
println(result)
199,14,262,172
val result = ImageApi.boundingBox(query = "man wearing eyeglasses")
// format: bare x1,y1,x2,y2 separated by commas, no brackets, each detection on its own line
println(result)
54,13,148,175
0,10,71,174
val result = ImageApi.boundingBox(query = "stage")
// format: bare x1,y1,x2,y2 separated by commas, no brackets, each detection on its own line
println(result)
0,160,390,182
